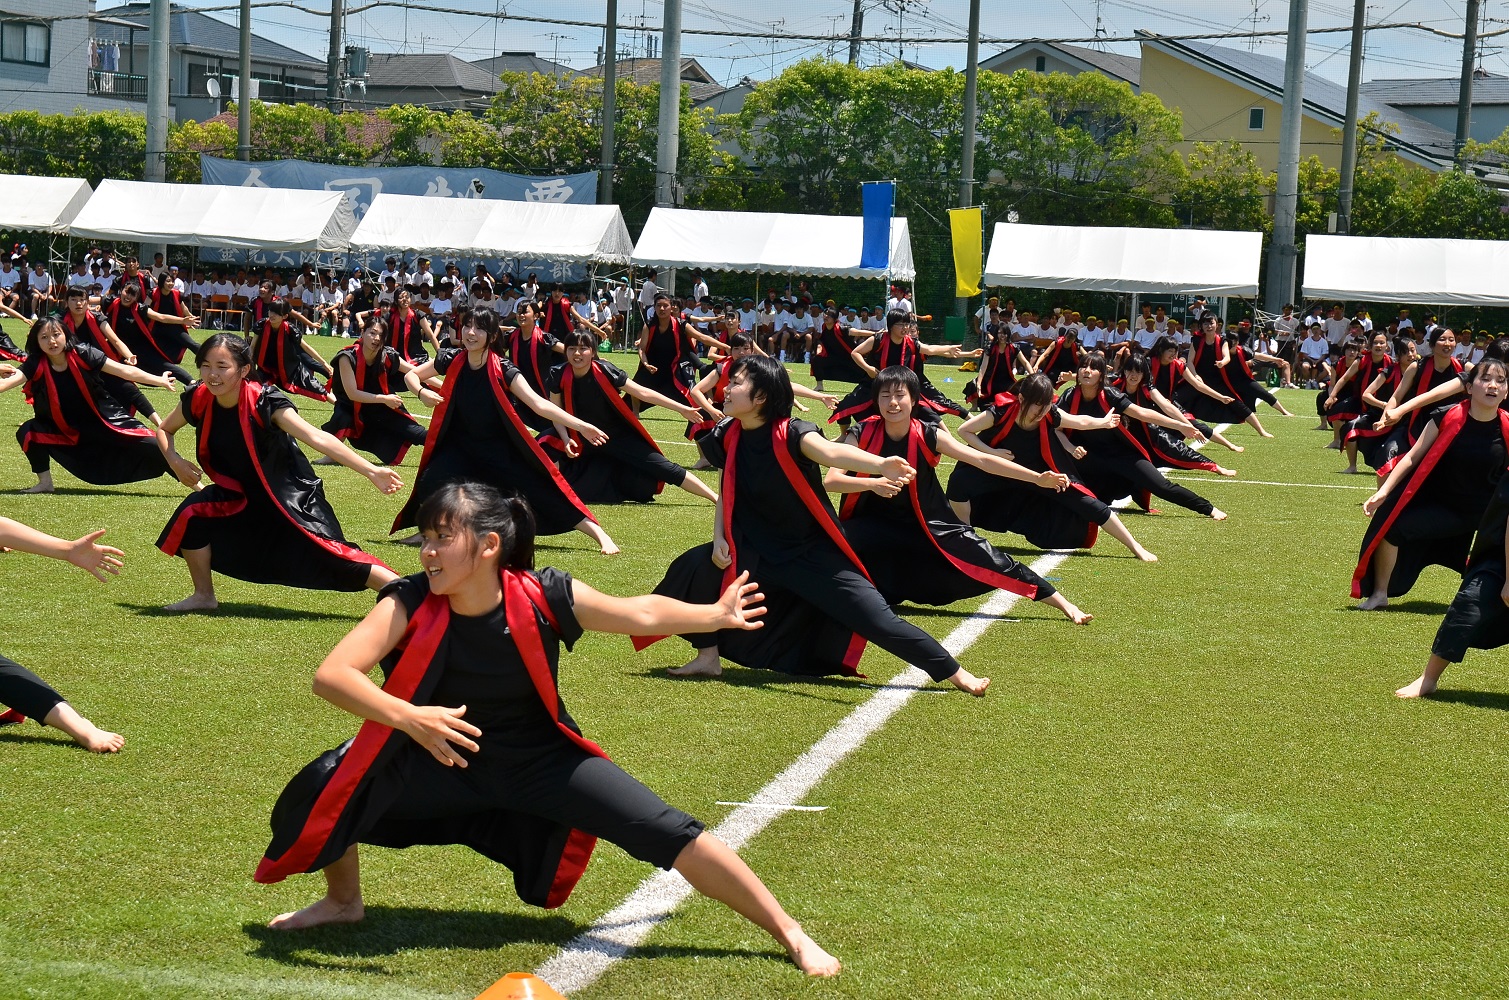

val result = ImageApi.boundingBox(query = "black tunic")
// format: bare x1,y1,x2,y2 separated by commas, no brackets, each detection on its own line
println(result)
252,318,328,401
1058,385,1216,517
1178,336,1253,423
323,345,426,465
1432,476,1509,662
634,316,697,410
386,307,431,364
810,322,866,384
105,295,195,378
506,326,562,432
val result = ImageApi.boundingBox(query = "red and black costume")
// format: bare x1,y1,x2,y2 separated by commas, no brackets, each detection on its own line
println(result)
393,348,595,537
1338,350,1402,469
157,381,390,592
257,567,705,900
1177,334,1253,424
1325,353,1378,427
1034,333,1080,383
1058,384,1215,517
386,306,431,364
1118,379,1223,474
252,316,329,402
16,343,169,486
0,327,23,362
831,332,965,425
840,416,1054,607
967,339,1024,408
60,307,155,417
105,292,195,383
538,295,578,339
1224,339,1286,412
1429,475,1509,664
638,417,963,681
1352,401,1509,600
945,393,1111,550
634,313,697,411
505,323,562,432
810,320,866,385
538,359,690,503
1149,354,1218,441
323,344,426,465
1376,355,1464,475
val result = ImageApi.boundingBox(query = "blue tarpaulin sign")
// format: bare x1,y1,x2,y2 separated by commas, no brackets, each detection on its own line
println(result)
860,181,894,272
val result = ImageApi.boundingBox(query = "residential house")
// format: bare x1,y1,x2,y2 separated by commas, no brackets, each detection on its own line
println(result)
982,41,1141,93
578,57,726,102
0,0,142,114
470,52,573,79
363,53,506,111
1362,71,1509,146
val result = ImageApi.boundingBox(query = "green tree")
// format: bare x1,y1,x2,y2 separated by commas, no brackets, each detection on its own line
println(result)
0,110,145,184
1174,141,1270,233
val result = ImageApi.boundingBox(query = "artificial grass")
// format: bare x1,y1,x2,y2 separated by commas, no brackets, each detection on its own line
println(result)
0,325,1503,998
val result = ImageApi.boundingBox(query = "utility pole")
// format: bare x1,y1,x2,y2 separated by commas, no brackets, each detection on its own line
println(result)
1265,0,1308,313
655,0,682,293
238,0,252,160
145,0,169,182
326,0,343,112
1456,0,1482,161
848,0,864,66
601,0,618,204
1336,0,1365,233
955,0,980,319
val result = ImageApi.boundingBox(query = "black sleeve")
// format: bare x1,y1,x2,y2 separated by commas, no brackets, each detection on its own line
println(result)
599,360,629,389
545,362,566,396
920,419,940,455
20,353,41,381
1458,370,1473,390
536,567,584,651
499,359,523,387
377,573,429,619
434,347,462,376
257,385,297,421
1046,405,1063,428
1424,403,1456,429
699,417,734,469
179,385,203,427
1104,387,1133,414
788,418,824,448
73,343,109,371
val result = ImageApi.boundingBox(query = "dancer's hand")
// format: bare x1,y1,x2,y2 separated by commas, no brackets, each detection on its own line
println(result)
418,387,443,408
641,361,658,374
1036,470,1070,492
158,373,177,391
818,393,839,410
1184,426,1206,442
711,536,732,569
564,437,581,458
1217,394,1234,404
1099,413,1121,429
677,403,702,422
1071,445,1087,460
714,571,766,631
400,703,480,767
381,393,404,409
168,454,203,488
368,466,403,495
1376,407,1398,430
869,476,905,498
878,455,915,482
66,530,124,583
1362,491,1385,516
0,363,14,377
120,350,138,366
578,422,609,447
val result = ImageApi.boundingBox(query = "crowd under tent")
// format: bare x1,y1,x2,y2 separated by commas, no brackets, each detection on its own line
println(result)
69,180,357,254
631,207,917,282
0,175,94,271
1303,234,1509,307
348,194,634,267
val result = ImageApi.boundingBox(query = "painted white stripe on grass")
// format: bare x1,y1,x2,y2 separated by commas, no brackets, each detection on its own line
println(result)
533,548,1075,995
714,801,829,812
1166,475,1372,491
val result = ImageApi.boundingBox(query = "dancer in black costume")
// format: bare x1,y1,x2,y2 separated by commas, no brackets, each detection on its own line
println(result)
1179,315,1274,438
502,300,565,431
1148,337,1243,453
1114,353,1236,478
966,324,1031,408
59,285,157,422
156,334,402,613
252,298,335,402
830,310,970,426
829,366,1092,623
322,316,438,466
103,278,199,383
634,292,719,413
256,481,842,978
1372,327,1463,474
639,355,991,693
1,317,175,493
809,307,867,393
0,515,125,752
1332,331,1402,474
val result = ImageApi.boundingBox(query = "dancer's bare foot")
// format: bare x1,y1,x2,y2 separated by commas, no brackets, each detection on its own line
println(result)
311,455,338,466
1227,443,1245,453
1355,593,1389,611
1132,545,1158,562
667,650,723,678
782,926,841,977
599,538,621,556
1395,675,1438,699
18,481,53,494
162,594,219,613
1340,465,1357,474
268,895,365,930
73,720,124,753
1216,465,1236,477
1210,508,1228,521
1258,429,1276,439
947,669,990,697
1325,439,1341,449
395,531,424,546
1062,603,1093,625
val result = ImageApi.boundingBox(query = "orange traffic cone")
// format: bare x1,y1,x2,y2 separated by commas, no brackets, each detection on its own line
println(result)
475,971,567,1000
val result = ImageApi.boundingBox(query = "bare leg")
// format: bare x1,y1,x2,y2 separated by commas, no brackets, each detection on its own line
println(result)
671,833,840,977
268,845,365,930
1272,398,1295,416
1396,654,1450,698
42,702,123,753
163,546,218,612
1357,540,1396,610
1245,412,1274,438
667,645,724,677
395,531,424,546
1039,590,1092,624
1214,464,1237,477
1341,441,1358,474
19,470,53,494
949,499,972,523
676,473,718,503
1211,431,1243,453
365,565,399,591
576,517,619,555
1100,513,1157,561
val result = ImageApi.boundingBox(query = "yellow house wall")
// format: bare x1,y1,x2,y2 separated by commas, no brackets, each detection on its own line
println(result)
1138,46,1347,172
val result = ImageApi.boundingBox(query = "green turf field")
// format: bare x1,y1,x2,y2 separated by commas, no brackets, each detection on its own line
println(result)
0,325,1503,999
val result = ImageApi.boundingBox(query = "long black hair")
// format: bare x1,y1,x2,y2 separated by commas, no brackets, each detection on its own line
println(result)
417,480,536,569
462,307,504,353
1016,371,1056,409
194,332,253,369
1469,356,1509,385
1119,351,1152,387
25,315,68,356
871,364,920,408
729,354,793,422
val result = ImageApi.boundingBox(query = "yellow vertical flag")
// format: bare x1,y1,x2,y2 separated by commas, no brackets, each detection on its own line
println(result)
949,207,983,298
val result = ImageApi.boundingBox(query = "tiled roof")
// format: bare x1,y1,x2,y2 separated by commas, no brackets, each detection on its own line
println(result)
92,3,322,69
366,53,503,93
1362,73,1509,107
470,52,574,78
578,57,725,100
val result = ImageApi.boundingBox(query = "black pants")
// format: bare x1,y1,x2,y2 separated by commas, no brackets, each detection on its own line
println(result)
1432,561,1509,663
103,373,155,418
0,652,65,721
1113,457,1214,516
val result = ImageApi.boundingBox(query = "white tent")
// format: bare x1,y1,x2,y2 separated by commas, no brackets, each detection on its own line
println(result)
1303,234,1509,306
349,194,633,264
69,180,356,252
0,175,92,234
631,207,916,281
983,223,1263,296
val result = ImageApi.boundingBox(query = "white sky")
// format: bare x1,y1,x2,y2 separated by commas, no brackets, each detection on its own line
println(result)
106,0,1503,90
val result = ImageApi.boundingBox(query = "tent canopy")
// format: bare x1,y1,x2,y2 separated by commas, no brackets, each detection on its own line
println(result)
349,194,633,264
983,223,1263,296
69,180,356,252
631,207,916,281
1303,234,1509,306
0,175,92,234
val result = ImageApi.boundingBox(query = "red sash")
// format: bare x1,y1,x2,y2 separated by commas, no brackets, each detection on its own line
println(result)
985,393,1099,544
1061,385,1150,461
23,349,154,448
1192,335,1242,399
62,309,119,361
510,326,551,392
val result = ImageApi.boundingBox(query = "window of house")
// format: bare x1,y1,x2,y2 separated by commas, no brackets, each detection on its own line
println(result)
1035,55,1046,71
1248,107,1265,130
1,21,49,66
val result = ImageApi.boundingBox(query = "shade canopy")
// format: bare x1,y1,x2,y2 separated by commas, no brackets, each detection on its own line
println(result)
0,175,92,234
1303,234,1509,306
631,207,916,281
69,180,356,252
349,194,633,264
983,223,1263,296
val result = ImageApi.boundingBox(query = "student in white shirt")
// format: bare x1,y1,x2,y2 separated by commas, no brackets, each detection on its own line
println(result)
1273,304,1299,344
736,298,759,335
885,286,914,315
1396,308,1414,333
1323,305,1352,349
1169,319,1192,348
1153,306,1169,334
691,272,709,302
1078,316,1105,351
1133,317,1160,351
412,257,434,289
1297,324,1331,386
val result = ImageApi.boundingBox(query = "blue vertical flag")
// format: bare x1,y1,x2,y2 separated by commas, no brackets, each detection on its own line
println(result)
860,181,894,271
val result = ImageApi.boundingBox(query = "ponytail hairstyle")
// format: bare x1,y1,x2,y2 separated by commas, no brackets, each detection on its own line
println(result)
417,480,536,570
1469,356,1509,386
24,315,68,356
560,329,599,353
729,353,794,422
1016,371,1056,409
871,364,920,408
194,332,254,370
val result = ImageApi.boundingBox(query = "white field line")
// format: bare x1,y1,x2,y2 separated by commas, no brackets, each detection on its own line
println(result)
3,958,469,1000
1166,475,1372,491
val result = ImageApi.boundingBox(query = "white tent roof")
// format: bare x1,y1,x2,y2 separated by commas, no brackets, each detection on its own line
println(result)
631,207,916,281
983,223,1263,296
0,175,92,234
349,194,633,264
69,180,356,252
1304,234,1509,306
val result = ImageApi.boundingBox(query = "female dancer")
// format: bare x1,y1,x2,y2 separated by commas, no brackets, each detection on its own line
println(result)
1,317,175,493
1033,325,1081,385
966,323,1031,409
103,278,199,383
831,310,969,425
0,515,125,752
386,289,440,364
1058,353,1227,520
256,482,840,977
1115,353,1236,478
156,333,401,613
1222,331,1295,417
1353,358,1509,610
1318,339,1363,440
252,298,335,403
639,356,990,692
503,300,564,431
947,373,1158,560
1372,327,1462,471
60,285,157,422
394,310,618,555
540,330,717,504
1180,316,1273,438
634,292,718,413
1149,337,1243,453
810,307,867,393
1332,331,1402,474
322,316,438,466
830,366,1091,623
